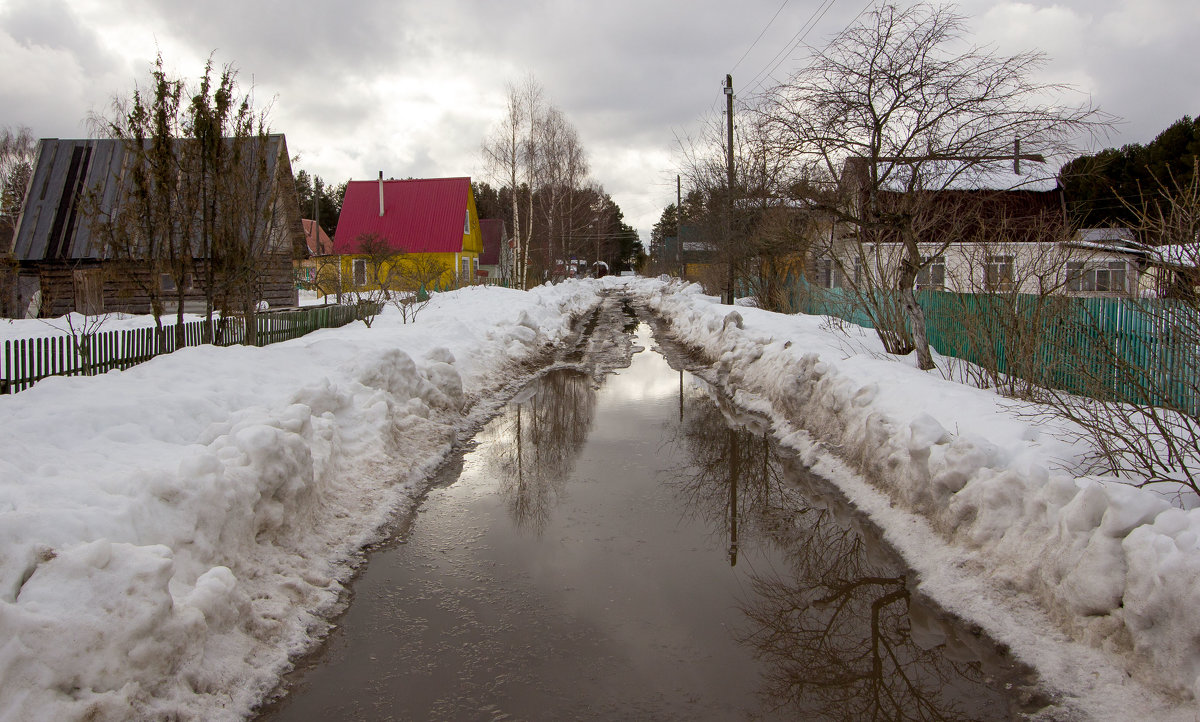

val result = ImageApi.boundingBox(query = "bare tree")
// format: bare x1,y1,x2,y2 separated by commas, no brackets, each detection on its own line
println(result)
756,2,1104,369
89,54,189,343
0,126,35,247
482,81,529,287
0,126,36,316
1037,166,1200,496
482,76,603,286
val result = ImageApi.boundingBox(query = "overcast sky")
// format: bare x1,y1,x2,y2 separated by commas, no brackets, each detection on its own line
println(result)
2,0,1197,241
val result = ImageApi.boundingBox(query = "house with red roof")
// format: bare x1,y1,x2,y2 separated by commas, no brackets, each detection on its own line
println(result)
294,219,334,288
477,218,508,284
332,175,483,290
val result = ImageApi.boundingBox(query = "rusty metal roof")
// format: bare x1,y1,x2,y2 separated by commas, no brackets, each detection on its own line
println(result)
12,135,289,262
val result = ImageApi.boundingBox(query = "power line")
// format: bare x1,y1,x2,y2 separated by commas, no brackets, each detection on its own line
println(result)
730,0,792,74
743,0,840,94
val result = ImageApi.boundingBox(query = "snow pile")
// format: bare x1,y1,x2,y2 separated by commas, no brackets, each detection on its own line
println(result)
628,276,1200,708
0,281,600,721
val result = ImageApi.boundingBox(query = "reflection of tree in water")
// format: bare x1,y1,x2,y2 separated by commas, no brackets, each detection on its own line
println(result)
481,369,597,535
670,382,1025,721
668,384,790,566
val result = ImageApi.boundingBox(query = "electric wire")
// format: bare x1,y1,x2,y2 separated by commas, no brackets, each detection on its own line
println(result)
730,0,792,74
743,0,840,95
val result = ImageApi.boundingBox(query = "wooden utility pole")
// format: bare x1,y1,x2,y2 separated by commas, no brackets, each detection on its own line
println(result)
676,174,683,278
724,74,735,305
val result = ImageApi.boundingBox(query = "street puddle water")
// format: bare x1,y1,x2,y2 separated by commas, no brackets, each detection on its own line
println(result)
259,317,1042,721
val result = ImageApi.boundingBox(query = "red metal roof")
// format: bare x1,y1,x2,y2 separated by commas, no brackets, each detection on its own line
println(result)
478,218,505,265
332,177,471,254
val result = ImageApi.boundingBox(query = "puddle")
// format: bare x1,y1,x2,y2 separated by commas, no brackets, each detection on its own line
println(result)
258,299,1043,721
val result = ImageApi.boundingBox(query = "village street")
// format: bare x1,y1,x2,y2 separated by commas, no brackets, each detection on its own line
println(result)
1,277,1198,720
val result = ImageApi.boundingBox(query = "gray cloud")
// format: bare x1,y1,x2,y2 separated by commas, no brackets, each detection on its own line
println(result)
2,0,1197,239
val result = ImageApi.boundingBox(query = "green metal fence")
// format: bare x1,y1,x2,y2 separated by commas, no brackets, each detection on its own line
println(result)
1,303,379,395
791,281,1200,415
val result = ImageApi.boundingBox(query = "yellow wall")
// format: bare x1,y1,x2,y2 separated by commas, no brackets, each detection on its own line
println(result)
339,251,479,291
338,184,486,290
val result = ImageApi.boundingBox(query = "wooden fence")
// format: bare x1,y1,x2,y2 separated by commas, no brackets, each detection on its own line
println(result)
790,282,1200,415
2,303,378,395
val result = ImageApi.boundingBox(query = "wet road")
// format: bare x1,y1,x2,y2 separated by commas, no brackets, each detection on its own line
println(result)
259,298,1041,721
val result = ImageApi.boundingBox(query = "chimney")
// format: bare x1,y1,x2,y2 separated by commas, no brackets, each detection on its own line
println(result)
378,171,385,217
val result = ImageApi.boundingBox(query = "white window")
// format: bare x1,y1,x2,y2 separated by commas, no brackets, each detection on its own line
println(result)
1067,261,1129,294
353,258,366,286
464,210,471,235
985,255,1014,292
1066,261,1085,292
917,255,945,290
1095,261,1127,293
461,256,470,280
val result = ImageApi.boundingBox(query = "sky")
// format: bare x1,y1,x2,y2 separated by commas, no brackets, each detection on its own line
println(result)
1,0,1197,242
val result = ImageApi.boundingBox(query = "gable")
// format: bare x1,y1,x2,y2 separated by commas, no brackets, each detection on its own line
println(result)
332,177,473,255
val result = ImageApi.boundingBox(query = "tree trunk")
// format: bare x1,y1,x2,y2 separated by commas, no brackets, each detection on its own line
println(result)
896,249,935,369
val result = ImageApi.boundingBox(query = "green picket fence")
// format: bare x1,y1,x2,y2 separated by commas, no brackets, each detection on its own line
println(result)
1,302,380,395
791,281,1200,415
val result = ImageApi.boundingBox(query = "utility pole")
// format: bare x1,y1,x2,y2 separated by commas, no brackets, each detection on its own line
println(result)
676,174,683,278
724,74,735,305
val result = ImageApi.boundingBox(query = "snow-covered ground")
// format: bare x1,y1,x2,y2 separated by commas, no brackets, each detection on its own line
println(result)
5,275,1200,720
629,275,1200,720
0,281,601,721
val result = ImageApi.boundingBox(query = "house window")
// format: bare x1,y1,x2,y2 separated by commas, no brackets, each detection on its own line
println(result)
1096,261,1127,293
917,255,945,291
815,258,834,288
464,210,471,235
1066,261,1085,292
985,255,1014,292
461,256,470,281
1067,261,1129,294
160,273,192,293
353,258,366,286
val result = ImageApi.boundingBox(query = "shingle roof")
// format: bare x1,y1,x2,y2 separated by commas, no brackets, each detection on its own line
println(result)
332,177,471,255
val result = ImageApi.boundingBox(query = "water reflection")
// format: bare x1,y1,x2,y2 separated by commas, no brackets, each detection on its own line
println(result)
669,382,1029,721
479,369,597,535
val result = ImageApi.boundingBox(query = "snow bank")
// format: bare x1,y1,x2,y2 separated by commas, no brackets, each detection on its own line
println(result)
629,276,1200,709
0,281,601,721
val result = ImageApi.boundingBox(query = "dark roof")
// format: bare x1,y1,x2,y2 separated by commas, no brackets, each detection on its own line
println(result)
12,136,289,262
332,177,472,254
478,218,505,265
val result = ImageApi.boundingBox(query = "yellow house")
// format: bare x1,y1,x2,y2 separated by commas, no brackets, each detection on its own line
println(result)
332,175,484,291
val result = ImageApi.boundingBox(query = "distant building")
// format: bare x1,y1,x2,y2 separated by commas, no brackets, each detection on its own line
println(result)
332,176,483,290
477,218,508,284
295,219,333,288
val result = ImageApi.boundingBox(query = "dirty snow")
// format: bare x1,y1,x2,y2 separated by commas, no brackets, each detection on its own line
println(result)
6,274,1200,720
0,281,600,721
626,275,1200,720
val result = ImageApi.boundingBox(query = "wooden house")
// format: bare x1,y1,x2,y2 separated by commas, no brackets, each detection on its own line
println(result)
7,136,303,318
332,175,483,290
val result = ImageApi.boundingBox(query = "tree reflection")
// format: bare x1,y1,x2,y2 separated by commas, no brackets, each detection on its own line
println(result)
669,383,1025,721
481,369,597,535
